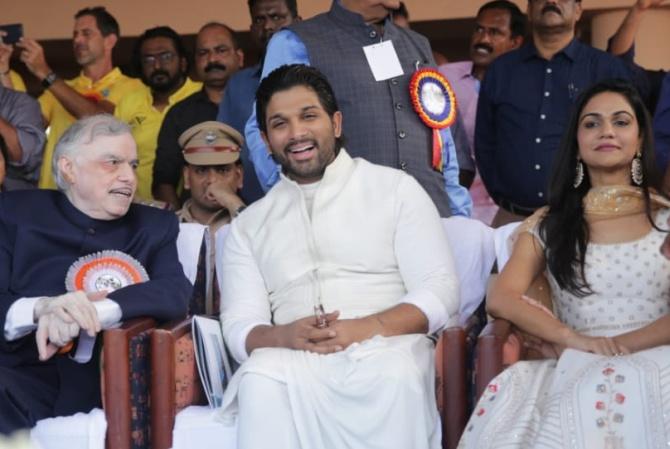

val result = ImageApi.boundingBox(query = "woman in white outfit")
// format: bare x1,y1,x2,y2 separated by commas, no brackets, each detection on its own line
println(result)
460,79,670,449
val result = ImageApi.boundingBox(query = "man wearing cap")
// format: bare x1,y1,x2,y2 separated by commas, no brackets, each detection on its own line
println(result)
176,121,245,314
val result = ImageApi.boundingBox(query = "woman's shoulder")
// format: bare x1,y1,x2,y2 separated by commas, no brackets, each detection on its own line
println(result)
516,207,549,240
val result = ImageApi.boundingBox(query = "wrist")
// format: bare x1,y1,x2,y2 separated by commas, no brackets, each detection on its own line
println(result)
33,297,49,322
557,326,577,347
365,314,386,338
41,71,57,89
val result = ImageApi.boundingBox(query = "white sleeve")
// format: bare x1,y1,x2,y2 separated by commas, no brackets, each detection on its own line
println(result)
3,297,123,342
394,176,460,334
4,296,42,341
95,299,123,329
219,219,272,363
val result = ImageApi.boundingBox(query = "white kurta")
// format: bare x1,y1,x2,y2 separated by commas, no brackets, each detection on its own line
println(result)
217,149,460,449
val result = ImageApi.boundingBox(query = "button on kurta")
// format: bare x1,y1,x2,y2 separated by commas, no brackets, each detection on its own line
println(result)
398,131,406,139
369,30,377,39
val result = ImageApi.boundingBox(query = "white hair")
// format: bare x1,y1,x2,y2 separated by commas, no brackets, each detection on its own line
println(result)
52,114,131,191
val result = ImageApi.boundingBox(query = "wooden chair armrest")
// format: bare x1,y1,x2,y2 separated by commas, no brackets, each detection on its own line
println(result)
438,326,467,449
103,317,157,449
474,319,514,401
151,316,205,449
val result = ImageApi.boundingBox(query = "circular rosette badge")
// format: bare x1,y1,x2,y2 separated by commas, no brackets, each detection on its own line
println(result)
65,250,149,293
409,68,458,172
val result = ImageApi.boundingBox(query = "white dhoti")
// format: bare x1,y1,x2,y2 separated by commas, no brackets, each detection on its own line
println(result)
218,334,441,449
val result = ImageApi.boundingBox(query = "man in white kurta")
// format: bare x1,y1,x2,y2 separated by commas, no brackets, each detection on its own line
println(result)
217,64,459,449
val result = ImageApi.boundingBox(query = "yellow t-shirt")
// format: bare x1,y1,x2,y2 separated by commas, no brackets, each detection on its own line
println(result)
38,67,143,189
114,78,202,200
8,70,26,92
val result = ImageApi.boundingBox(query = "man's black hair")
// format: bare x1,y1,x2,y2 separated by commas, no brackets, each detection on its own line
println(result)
75,6,120,37
255,64,339,134
479,1,527,38
247,0,298,18
198,22,241,50
132,26,190,76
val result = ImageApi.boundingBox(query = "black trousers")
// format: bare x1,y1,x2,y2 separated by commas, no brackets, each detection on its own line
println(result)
0,365,58,435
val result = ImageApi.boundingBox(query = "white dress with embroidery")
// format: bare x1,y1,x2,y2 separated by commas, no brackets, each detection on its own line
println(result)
459,208,670,449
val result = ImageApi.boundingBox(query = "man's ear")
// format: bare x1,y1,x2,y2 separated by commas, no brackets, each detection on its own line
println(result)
180,56,188,75
574,2,583,22
234,164,244,190
182,167,191,190
103,33,118,52
511,35,524,50
236,49,245,68
332,111,343,138
58,156,76,186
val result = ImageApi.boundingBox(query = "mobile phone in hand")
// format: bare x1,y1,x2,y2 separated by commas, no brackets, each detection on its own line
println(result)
0,24,24,45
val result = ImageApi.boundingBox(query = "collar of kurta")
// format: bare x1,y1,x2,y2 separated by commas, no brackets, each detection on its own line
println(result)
279,147,355,195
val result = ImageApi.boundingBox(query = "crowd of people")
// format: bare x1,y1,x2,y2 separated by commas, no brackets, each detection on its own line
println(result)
1,0,670,448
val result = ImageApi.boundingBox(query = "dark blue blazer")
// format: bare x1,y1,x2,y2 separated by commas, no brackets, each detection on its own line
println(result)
0,190,191,415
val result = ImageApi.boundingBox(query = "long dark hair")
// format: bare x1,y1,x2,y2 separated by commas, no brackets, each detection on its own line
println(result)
540,79,663,297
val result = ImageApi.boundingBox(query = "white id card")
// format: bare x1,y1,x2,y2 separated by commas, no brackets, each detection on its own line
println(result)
363,40,404,81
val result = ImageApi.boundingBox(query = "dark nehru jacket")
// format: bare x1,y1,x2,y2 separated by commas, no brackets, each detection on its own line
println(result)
289,3,453,217
0,190,191,422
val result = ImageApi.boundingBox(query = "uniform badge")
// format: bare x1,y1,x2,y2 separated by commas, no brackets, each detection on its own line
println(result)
65,250,149,293
204,130,217,145
409,68,457,172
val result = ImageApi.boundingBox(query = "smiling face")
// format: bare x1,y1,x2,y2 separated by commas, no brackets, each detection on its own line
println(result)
528,0,582,34
470,8,521,70
577,91,642,184
261,85,342,184
59,133,138,220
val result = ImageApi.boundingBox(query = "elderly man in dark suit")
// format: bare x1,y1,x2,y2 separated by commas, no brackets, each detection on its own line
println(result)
0,114,191,434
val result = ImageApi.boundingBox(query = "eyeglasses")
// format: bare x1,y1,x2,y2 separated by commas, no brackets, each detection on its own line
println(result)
140,51,176,66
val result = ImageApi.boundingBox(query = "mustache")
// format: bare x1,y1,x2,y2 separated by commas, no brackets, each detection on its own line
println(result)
473,43,493,53
541,4,562,15
205,63,227,73
149,70,170,80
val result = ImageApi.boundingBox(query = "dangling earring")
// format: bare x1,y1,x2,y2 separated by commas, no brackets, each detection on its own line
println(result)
631,151,643,186
574,158,584,188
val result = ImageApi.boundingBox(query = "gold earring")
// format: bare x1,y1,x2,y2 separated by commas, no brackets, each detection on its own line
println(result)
631,151,643,186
